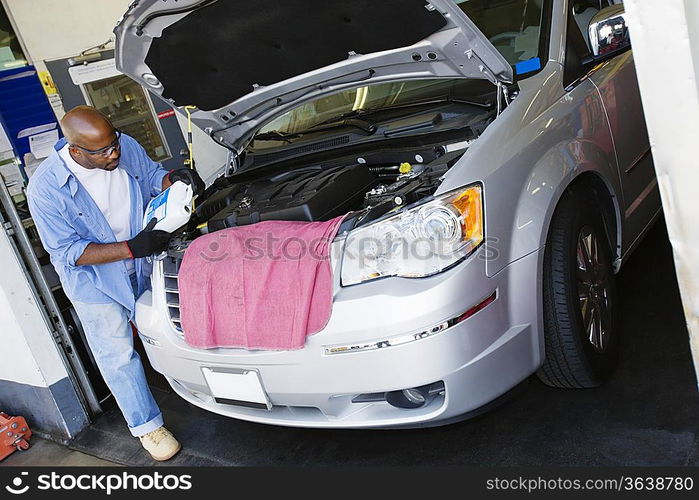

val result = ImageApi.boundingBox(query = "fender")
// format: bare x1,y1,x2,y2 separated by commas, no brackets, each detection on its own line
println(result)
438,62,623,279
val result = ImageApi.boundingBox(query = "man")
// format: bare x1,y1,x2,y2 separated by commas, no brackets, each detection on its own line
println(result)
26,106,204,461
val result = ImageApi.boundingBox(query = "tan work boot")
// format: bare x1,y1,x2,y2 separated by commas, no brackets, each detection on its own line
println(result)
138,426,181,461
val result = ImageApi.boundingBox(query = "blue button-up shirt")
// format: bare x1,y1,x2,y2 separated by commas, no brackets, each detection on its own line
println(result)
26,134,170,319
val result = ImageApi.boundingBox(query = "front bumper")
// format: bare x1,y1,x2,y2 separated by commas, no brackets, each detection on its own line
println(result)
135,247,543,428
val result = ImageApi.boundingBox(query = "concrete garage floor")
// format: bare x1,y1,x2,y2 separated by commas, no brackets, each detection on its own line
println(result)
0,438,116,466
41,219,699,465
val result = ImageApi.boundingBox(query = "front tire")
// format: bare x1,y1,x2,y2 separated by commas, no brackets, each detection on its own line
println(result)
537,191,619,388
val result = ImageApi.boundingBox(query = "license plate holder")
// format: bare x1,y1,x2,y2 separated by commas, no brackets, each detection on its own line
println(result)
201,367,271,410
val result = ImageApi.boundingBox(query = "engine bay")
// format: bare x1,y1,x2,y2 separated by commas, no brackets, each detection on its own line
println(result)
164,80,502,243
196,164,378,231
188,137,473,237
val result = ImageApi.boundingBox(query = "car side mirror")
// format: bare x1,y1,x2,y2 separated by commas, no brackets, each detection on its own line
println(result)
589,4,630,57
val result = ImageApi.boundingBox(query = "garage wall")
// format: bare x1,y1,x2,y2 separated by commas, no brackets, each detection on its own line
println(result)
0,305,46,387
1,0,132,119
0,227,88,441
1,0,131,65
1,0,227,180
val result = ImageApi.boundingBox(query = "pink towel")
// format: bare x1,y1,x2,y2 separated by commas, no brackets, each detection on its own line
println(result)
178,216,345,350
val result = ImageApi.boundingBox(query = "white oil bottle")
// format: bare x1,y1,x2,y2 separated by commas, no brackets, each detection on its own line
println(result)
143,180,193,233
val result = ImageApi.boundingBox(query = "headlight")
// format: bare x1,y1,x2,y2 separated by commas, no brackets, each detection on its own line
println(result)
341,184,484,286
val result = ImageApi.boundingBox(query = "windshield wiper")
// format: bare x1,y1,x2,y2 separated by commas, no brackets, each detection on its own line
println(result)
303,117,377,135
253,130,304,142
311,109,365,126
350,97,493,118
255,117,376,142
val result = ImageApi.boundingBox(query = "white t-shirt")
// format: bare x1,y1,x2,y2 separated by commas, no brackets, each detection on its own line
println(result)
59,145,135,274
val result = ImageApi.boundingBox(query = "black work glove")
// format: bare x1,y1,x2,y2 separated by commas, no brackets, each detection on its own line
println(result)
126,218,170,258
168,168,205,197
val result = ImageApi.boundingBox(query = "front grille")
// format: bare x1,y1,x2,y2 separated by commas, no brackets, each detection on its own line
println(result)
161,255,184,334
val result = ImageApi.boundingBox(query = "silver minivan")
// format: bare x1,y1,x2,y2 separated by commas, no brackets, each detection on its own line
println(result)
115,0,660,428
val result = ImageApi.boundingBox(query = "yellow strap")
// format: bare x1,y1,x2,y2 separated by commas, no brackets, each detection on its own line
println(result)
183,105,198,211
184,105,196,170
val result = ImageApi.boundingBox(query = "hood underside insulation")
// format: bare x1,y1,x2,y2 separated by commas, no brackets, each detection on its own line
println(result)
145,0,447,111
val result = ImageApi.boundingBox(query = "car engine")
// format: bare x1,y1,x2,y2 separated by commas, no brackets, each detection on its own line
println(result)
190,142,466,234
196,164,378,231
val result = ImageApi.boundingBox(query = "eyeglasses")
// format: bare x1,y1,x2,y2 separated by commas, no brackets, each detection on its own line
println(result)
71,130,122,157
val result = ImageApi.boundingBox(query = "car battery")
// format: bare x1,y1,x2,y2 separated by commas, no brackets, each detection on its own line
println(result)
0,412,31,461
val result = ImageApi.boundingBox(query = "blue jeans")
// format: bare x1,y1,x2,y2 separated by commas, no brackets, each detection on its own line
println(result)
72,274,163,437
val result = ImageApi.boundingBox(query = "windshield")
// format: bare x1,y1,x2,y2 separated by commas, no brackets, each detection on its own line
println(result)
455,0,546,70
252,0,547,148
252,79,493,148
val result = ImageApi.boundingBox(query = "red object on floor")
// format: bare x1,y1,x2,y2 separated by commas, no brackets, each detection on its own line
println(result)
0,412,31,461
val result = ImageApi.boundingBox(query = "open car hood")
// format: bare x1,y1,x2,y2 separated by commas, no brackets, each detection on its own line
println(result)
114,0,512,155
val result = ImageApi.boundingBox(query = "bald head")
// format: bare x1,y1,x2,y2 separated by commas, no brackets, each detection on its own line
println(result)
61,106,115,148
62,106,122,171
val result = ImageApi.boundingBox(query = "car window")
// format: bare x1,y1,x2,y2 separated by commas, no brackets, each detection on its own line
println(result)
453,0,546,72
252,78,493,148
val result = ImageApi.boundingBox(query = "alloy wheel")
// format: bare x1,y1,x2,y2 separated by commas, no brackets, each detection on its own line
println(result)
576,226,612,353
